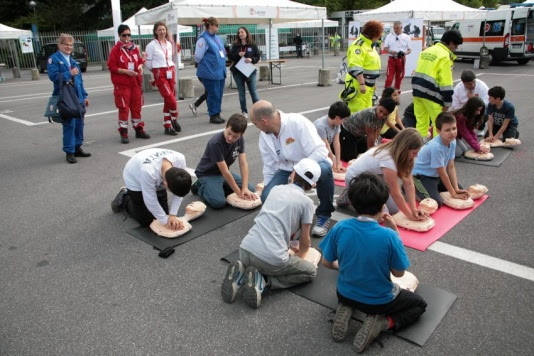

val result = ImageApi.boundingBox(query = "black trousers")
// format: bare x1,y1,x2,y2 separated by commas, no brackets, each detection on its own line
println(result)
339,125,368,162
126,189,169,227
337,289,427,331
413,175,464,206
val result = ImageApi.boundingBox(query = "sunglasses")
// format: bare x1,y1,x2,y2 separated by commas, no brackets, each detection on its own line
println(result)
121,33,132,37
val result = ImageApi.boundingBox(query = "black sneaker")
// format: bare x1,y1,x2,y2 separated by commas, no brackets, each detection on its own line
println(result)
190,180,200,195
74,147,91,157
210,115,225,124
119,128,129,144
164,127,178,136
135,129,150,139
111,187,128,213
172,120,181,132
66,153,77,164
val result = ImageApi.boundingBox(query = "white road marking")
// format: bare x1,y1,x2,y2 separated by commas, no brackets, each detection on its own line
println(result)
311,202,534,282
118,106,331,157
0,113,43,126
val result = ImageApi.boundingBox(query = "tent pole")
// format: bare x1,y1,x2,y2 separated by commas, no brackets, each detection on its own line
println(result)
268,19,272,60
321,19,325,69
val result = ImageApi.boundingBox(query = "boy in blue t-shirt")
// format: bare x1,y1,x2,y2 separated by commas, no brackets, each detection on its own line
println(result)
412,112,470,206
193,113,255,208
319,173,426,353
484,86,520,142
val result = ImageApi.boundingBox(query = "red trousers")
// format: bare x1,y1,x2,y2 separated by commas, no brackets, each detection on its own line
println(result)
152,67,178,127
385,57,406,90
114,82,144,129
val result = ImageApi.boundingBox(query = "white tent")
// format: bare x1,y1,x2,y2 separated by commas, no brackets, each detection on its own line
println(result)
97,8,193,38
0,23,32,40
134,0,327,26
354,0,486,22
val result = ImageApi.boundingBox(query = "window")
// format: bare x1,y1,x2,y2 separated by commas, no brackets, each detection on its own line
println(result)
479,20,506,37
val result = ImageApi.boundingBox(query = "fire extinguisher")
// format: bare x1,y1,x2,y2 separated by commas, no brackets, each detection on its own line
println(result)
176,42,181,53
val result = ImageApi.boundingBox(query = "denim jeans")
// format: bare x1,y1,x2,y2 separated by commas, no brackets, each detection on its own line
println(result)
197,172,254,209
232,70,259,113
260,160,335,219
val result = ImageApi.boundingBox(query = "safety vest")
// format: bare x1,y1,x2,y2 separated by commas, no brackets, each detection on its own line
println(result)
344,35,381,88
411,42,456,107
330,34,341,49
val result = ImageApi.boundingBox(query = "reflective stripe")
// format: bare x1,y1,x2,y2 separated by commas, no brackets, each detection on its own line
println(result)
131,118,141,124
119,121,128,128
439,85,453,91
412,72,438,87
348,65,363,72
363,69,380,76
412,84,444,102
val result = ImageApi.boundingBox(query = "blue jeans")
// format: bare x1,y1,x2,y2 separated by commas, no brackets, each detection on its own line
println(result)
261,161,335,219
201,77,225,117
198,172,254,209
62,117,84,153
232,70,259,113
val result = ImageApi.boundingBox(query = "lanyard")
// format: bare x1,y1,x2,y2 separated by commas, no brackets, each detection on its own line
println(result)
120,47,133,62
157,40,169,67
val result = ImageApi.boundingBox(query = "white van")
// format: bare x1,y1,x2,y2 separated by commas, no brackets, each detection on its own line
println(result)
448,4,534,65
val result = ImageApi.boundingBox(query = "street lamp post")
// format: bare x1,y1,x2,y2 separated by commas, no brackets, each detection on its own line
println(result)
29,0,39,76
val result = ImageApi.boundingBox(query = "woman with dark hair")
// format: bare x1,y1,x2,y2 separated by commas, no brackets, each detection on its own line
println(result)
194,17,226,124
107,24,149,144
145,21,180,135
228,26,260,118
453,96,488,157
47,33,90,164
341,20,384,113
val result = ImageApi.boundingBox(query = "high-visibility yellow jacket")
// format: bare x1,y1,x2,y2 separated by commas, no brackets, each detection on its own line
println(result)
411,42,456,107
330,34,341,49
344,34,381,88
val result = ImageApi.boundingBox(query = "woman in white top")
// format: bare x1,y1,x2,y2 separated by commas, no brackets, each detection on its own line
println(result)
338,128,428,221
145,21,180,135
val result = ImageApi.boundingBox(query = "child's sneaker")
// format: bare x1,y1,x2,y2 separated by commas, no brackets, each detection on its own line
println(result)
221,260,245,303
242,266,266,309
111,187,128,213
331,303,353,342
336,188,351,207
312,216,330,237
352,314,389,353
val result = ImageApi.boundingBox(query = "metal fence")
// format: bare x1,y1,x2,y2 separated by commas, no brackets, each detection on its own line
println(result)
0,25,340,71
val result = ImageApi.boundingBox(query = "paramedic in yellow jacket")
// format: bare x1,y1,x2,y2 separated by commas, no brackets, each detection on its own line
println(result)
342,21,383,114
411,30,463,137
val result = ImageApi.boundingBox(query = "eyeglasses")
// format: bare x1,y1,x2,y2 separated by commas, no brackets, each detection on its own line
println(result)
121,33,132,37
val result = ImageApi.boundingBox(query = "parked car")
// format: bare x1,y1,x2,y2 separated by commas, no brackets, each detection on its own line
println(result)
36,41,88,73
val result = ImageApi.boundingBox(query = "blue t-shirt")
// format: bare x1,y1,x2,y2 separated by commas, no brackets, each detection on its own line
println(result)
412,136,456,178
195,132,244,178
487,100,518,127
319,218,409,305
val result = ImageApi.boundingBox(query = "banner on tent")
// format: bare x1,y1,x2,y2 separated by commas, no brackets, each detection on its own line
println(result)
235,7,278,19
402,18,423,78
19,36,33,54
348,21,360,46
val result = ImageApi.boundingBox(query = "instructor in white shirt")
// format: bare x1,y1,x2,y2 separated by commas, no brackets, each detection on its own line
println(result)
250,100,335,238
383,21,412,90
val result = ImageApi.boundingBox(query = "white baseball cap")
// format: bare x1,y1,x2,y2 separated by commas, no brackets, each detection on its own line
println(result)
293,158,321,186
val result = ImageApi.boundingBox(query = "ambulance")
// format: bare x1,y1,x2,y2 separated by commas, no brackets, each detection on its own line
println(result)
448,4,534,65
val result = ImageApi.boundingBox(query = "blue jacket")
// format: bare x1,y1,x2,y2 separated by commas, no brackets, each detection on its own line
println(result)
195,32,226,80
47,51,88,104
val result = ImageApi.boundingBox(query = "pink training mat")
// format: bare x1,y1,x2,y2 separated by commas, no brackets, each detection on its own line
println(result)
334,161,349,187
398,195,489,251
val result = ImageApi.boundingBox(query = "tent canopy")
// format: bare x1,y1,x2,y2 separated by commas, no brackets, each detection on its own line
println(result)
354,0,486,22
97,8,193,38
135,0,327,26
0,23,32,40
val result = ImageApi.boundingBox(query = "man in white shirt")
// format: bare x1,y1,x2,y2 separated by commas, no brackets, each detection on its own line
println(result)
111,148,192,230
250,100,335,237
383,21,412,90
451,70,489,110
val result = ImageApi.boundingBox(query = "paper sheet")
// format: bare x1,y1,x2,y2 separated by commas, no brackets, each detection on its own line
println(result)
235,57,256,78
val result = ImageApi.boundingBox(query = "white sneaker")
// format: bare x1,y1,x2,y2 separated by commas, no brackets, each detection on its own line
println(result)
242,111,249,119
312,216,330,237
189,103,198,116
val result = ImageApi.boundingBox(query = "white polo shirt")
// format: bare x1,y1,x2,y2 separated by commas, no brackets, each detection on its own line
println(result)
145,39,174,70
383,33,411,55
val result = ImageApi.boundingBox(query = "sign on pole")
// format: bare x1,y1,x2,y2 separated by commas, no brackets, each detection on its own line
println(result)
19,36,34,54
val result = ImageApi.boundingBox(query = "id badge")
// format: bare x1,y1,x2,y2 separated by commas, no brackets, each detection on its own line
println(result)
127,62,134,71
166,70,173,79
219,50,225,58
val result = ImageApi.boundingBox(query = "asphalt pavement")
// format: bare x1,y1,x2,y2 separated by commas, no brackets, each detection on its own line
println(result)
0,53,533,355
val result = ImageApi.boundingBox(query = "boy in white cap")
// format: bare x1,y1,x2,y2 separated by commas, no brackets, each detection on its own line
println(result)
221,158,321,309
